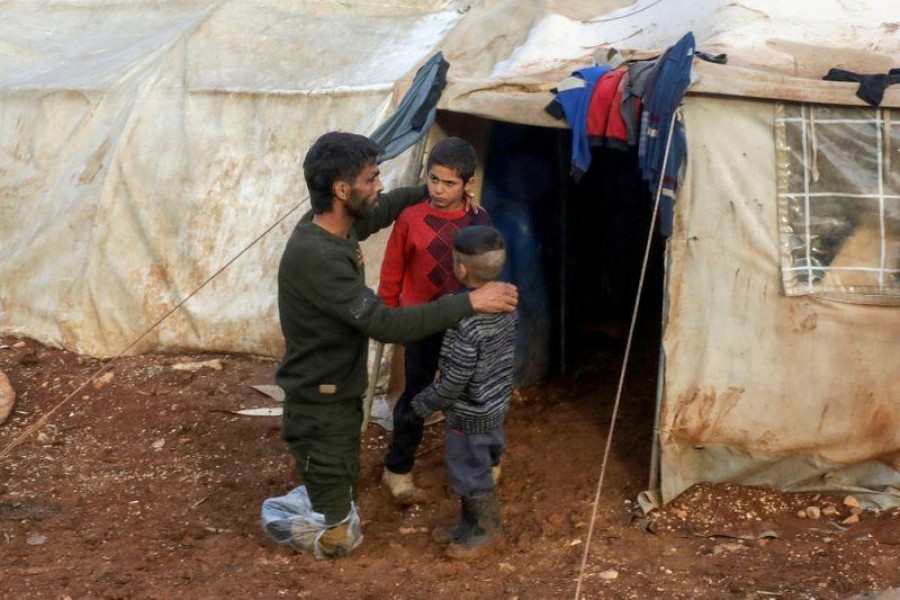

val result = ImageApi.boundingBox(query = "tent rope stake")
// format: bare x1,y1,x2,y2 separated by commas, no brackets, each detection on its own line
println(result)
0,198,307,461
573,109,679,599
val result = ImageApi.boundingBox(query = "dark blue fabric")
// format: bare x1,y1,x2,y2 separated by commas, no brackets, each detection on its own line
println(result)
640,32,695,236
370,52,449,161
823,67,900,107
546,66,610,181
443,423,505,498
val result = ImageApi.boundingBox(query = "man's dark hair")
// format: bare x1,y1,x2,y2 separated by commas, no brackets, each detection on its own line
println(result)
303,132,381,213
426,136,477,182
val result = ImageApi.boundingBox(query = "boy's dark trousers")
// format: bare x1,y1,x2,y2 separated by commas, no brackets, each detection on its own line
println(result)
444,424,506,497
384,331,443,474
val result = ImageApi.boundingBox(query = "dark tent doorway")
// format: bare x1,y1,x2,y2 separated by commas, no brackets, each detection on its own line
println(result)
435,113,665,383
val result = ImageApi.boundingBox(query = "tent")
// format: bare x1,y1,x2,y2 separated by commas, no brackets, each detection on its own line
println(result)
2,0,898,507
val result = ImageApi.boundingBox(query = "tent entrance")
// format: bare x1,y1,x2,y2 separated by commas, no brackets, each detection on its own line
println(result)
559,142,666,377
434,113,664,383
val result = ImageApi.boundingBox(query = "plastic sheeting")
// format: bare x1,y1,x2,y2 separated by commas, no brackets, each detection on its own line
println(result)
2,0,899,357
657,96,900,508
0,1,463,357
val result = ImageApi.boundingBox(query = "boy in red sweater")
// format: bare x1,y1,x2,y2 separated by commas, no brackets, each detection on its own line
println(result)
379,137,491,504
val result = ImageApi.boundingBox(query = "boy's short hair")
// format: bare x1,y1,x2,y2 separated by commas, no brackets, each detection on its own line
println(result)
453,226,506,283
427,137,477,182
303,132,382,214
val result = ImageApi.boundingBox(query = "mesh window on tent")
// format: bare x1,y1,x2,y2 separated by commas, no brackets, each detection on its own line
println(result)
775,103,900,305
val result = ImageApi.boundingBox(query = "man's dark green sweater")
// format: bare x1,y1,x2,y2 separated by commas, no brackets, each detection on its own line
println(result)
276,186,474,404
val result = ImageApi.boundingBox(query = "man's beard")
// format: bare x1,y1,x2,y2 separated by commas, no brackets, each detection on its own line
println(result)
346,190,377,219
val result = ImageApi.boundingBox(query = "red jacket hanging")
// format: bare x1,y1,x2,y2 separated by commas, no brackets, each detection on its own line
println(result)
586,67,630,146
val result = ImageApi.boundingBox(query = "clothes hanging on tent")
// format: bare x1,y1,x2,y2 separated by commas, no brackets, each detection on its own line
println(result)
586,67,629,150
822,67,900,107
370,52,450,161
639,32,695,236
621,61,655,147
544,66,611,180
544,33,697,235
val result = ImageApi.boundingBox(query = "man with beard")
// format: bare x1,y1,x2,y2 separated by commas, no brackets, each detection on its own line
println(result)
276,131,518,558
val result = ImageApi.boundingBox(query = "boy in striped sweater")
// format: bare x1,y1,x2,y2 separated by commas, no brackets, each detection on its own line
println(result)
412,226,517,559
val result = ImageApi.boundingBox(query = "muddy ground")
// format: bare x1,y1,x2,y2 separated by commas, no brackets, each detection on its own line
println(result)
1,334,898,599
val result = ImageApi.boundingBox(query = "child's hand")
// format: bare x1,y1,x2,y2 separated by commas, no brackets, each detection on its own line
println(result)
411,398,432,421
464,187,481,214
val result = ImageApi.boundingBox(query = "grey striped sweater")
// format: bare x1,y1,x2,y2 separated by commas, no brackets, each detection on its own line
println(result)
412,310,517,434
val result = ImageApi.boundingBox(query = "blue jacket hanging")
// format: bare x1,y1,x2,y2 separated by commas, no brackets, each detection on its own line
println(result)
639,32,695,236
545,66,611,181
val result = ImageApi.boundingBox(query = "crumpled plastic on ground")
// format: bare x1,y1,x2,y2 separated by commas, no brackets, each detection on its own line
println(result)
260,485,363,559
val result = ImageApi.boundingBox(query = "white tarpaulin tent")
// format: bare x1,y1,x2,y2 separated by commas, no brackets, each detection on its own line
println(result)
1,0,898,506
0,0,464,357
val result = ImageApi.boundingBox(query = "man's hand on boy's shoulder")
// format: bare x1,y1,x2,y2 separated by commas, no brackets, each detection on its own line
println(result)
469,281,518,314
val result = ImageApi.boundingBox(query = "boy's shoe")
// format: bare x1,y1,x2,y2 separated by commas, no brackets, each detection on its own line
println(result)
446,493,502,560
317,523,352,558
382,468,426,505
432,498,476,545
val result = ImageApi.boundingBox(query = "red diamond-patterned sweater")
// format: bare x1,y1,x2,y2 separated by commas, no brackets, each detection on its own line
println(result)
378,201,492,307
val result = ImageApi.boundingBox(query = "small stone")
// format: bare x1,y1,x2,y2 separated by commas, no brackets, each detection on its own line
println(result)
842,514,860,525
569,538,582,546
92,372,114,389
806,506,821,520
795,509,807,519
171,359,224,372
13,341,26,348
672,508,688,519
821,506,839,517
843,495,861,509
598,569,619,581
35,432,50,445
152,438,166,451
712,542,744,555
27,533,46,546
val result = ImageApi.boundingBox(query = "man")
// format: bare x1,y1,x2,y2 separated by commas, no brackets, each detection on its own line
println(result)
276,131,518,558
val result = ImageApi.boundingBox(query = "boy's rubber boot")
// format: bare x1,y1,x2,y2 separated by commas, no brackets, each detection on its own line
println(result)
445,493,502,560
317,523,352,558
382,468,426,505
432,497,476,545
